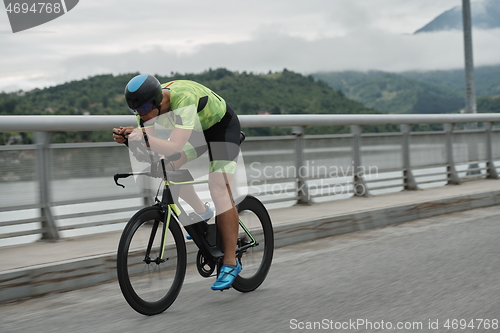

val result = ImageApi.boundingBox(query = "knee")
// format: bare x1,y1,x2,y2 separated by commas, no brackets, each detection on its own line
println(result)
209,182,230,201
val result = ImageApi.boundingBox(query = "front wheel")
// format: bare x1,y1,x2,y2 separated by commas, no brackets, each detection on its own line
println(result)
232,196,274,292
116,206,186,315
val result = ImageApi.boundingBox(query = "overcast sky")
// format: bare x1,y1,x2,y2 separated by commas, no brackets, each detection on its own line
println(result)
1,0,499,92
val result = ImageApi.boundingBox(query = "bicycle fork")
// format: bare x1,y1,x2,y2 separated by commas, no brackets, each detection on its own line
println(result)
143,182,181,265
143,205,177,265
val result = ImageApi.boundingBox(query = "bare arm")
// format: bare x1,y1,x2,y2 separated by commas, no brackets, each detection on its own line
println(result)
128,126,192,156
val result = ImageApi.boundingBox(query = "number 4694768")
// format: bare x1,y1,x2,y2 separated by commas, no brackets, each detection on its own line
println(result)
444,319,499,330
5,2,62,14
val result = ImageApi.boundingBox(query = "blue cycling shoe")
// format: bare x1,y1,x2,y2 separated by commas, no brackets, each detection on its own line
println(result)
211,261,242,290
199,202,214,222
186,203,214,240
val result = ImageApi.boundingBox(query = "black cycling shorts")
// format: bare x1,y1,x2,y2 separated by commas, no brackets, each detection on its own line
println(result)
184,104,241,174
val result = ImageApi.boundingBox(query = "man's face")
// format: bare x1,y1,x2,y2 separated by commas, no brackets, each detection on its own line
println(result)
138,107,159,122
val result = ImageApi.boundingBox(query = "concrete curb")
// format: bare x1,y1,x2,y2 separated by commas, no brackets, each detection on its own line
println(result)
1,189,499,303
272,189,500,248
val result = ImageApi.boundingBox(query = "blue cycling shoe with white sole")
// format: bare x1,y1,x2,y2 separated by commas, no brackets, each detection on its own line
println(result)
211,261,242,290
186,203,214,240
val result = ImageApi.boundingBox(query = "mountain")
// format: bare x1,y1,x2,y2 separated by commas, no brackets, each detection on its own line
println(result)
400,65,500,97
414,0,500,33
312,71,464,114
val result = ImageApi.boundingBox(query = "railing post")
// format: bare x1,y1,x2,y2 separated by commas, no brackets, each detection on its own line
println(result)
465,124,481,176
292,126,311,205
400,124,418,190
351,125,370,197
142,189,154,206
485,122,499,179
35,132,59,240
444,123,461,185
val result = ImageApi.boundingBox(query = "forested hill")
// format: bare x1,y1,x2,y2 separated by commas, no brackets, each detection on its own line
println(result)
312,71,464,114
0,68,375,117
159,69,377,119
400,65,500,97
0,68,386,140
312,66,500,115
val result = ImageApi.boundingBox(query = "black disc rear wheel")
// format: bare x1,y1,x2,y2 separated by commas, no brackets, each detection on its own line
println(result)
232,196,274,292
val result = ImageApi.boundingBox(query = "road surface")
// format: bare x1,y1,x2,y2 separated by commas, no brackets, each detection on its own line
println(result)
1,205,499,333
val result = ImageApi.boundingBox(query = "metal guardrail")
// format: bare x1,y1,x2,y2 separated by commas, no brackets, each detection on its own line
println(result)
1,113,500,131
0,114,499,244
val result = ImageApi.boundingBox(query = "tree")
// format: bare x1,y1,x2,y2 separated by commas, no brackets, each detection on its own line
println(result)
77,96,90,111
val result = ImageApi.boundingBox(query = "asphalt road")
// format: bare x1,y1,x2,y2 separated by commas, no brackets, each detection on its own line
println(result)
1,205,500,333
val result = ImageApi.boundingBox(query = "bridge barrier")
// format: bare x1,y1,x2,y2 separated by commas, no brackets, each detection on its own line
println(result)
0,114,499,245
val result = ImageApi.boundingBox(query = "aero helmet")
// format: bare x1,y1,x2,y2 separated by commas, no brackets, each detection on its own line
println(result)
124,74,163,115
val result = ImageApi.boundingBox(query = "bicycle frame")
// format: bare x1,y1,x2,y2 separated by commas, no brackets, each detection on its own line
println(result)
156,176,225,264
114,148,259,274
134,174,258,269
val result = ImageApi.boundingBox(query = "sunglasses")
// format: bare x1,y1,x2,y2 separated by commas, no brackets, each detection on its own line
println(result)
129,100,155,116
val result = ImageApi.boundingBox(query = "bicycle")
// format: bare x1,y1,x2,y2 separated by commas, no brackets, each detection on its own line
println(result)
113,138,274,316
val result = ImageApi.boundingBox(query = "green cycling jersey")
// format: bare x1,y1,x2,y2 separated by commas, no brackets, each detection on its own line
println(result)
160,80,227,131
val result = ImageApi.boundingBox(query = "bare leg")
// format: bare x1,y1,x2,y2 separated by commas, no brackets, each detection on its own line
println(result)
179,185,206,213
168,153,206,214
209,172,238,266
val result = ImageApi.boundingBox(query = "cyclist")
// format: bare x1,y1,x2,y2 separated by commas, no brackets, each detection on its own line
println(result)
113,74,242,290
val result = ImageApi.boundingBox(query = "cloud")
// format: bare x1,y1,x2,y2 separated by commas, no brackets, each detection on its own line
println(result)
1,0,498,92
43,28,500,76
